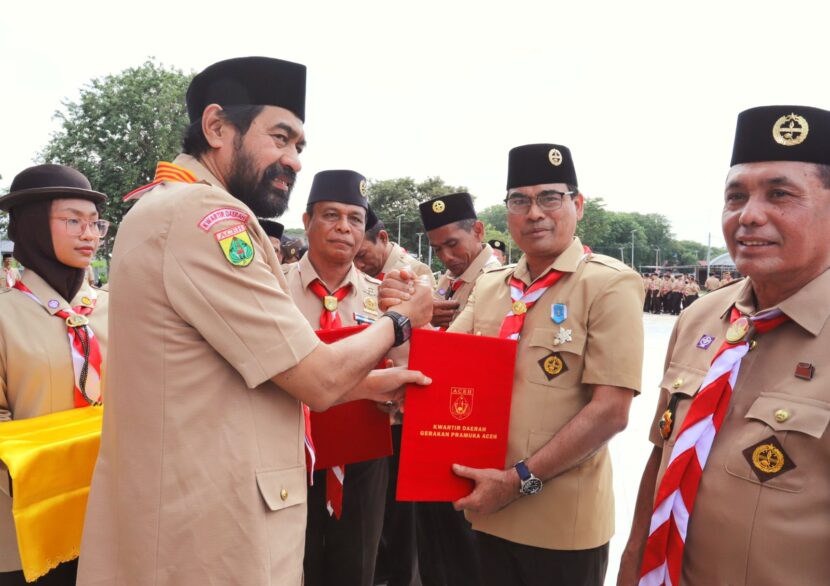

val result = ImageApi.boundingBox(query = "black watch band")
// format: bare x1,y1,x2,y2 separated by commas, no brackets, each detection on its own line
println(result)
384,311,412,347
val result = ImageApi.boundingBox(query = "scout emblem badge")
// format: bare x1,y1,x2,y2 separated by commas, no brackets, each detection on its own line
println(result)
551,303,567,324
216,224,255,267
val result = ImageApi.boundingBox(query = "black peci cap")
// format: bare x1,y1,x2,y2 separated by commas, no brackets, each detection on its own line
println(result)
307,170,369,220
186,56,307,123
506,144,577,190
419,192,477,232
258,218,284,239
488,239,506,252
730,105,830,167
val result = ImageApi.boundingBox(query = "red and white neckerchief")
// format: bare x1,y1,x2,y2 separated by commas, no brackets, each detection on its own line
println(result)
639,306,790,586
122,161,198,201
12,280,103,407
307,278,353,519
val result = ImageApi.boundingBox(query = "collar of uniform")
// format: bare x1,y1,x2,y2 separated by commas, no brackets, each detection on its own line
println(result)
19,269,95,315
171,153,222,189
450,244,495,283
510,237,585,286
297,252,359,294
719,269,830,336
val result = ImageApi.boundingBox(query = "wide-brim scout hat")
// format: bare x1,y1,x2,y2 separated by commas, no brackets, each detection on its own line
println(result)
0,164,106,211
731,105,830,166
186,56,307,123
506,143,577,190
258,218,284,239
419,192,477,231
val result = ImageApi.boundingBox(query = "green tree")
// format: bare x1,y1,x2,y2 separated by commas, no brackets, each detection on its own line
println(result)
40,59,193,246
367,176,468,265
478,203,508,233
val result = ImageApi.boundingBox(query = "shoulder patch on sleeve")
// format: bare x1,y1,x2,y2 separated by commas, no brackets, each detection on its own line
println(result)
198,207,251,231
215,223,255,267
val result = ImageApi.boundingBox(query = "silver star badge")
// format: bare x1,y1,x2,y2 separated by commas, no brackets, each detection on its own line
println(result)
553,327,573,346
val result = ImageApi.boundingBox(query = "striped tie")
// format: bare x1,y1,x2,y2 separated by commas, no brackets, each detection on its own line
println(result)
639,307,790,586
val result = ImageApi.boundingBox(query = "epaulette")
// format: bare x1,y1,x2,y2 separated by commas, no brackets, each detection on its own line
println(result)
482,264,513,274
586,253,629,272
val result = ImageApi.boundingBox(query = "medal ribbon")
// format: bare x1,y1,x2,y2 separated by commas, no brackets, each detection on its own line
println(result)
122,161,198,201
639,307,790,586
307,278,353,519
12,281,102,407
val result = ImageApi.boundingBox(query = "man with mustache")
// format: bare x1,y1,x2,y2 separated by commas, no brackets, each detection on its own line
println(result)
283,169,388,586
382,143,644,585
77,57,433,586
618,106,830,586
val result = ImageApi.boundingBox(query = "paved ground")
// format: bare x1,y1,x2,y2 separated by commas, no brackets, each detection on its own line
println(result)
606,313,676,585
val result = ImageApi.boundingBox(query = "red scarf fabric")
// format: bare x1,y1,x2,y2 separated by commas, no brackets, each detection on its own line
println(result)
639,307,790,586
307,278,353,519
12,280,102,406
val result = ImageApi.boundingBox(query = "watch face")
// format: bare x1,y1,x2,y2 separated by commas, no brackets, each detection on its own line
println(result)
521,478,543,495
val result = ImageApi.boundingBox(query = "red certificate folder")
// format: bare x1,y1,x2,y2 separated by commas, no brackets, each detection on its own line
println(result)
397,329,517,501
311,325,393,470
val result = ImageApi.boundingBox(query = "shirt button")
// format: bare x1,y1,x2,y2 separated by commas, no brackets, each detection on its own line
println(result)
774,409,790,423
672,378,684,389
280,489,289,501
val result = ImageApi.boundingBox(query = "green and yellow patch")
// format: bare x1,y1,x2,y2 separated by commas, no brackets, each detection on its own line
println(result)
215,223,255,267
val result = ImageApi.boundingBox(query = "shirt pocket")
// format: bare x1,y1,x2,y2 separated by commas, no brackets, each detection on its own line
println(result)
723,392,830,493
658,363,707,446
256,464,308,511
525,326,587,389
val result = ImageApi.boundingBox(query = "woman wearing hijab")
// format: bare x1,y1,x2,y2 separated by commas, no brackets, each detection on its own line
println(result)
0,164,109,585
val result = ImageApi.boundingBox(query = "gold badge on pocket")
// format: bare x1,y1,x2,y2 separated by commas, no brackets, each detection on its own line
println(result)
742,435,796,482
538,352,567,381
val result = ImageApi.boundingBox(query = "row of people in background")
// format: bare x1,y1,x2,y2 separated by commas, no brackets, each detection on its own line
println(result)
642,273,701,314
1,53,828,586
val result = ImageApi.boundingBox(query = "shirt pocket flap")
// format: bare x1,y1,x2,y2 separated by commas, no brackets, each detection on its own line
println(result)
256,464,307,511
527,327,587,356
660,362,708,396
746,392,830,439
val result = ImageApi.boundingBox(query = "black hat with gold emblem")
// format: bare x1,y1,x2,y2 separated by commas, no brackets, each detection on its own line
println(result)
507,144,577,190
186,56,307,123
307,170,369,211
258,218,284,240
731,105,830,166
419,192,477,232
488,239,506,253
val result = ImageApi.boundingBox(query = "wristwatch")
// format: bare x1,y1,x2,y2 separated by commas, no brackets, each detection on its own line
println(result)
514,460,543,496
383,311,412,347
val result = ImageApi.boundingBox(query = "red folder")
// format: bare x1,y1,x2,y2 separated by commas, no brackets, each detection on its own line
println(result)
397,329,517,501
311,326,393,470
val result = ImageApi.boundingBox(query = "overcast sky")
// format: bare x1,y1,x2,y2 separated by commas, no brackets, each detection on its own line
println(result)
2,0,827,249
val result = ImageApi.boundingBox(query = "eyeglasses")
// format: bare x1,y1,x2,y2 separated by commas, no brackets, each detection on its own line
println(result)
504,190,576,215
51,217,110,237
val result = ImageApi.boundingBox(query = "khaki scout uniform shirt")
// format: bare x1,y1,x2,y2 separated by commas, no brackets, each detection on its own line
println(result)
648,271,830,586
434,244,500,322
0,270,108,572
77,154,320,586
448,238,644,550
381,242,436,287
284,253,382,327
